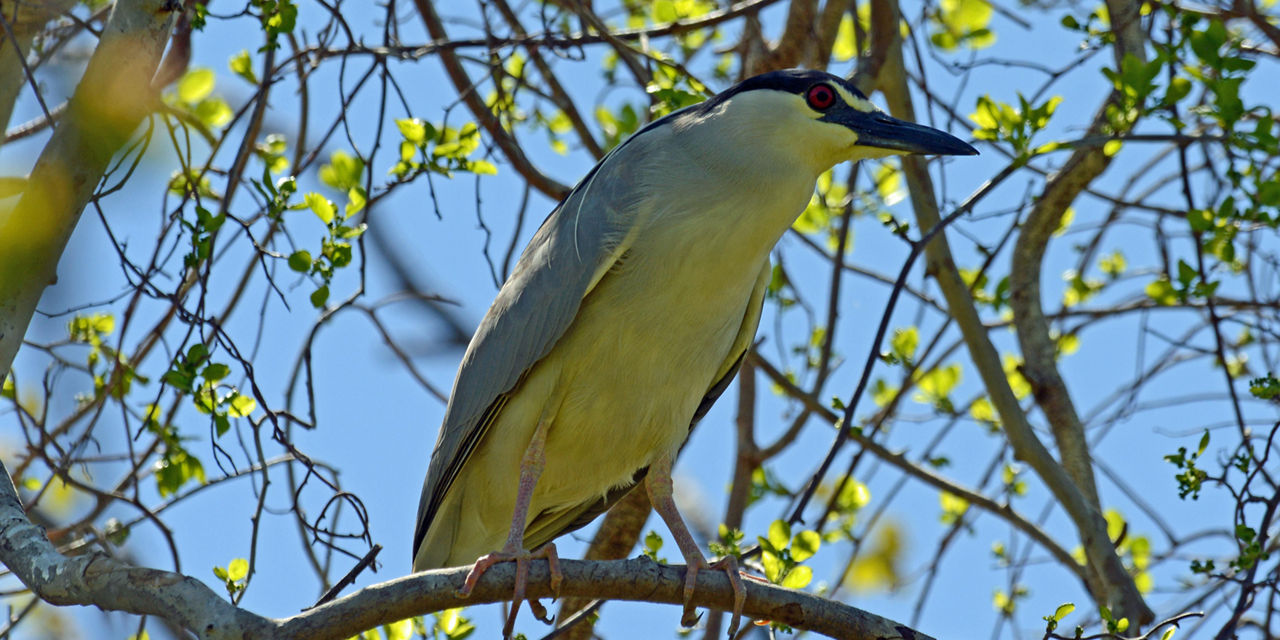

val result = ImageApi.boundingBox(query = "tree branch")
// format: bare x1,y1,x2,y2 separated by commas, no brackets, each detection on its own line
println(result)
870,0,1151,625
1003,0,1154,624
0,0,175,382
0,453,931,640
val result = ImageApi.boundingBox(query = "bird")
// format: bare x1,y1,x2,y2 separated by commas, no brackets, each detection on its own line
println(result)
412,67,977,637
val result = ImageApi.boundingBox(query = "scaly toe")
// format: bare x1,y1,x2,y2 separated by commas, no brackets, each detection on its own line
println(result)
459,551,515,597
708,557,748,638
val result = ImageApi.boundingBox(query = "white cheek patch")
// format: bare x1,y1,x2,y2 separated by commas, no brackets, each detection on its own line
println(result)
832,84,878,113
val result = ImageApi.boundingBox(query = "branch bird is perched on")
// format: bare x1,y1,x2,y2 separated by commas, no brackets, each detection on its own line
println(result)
412,68,977,636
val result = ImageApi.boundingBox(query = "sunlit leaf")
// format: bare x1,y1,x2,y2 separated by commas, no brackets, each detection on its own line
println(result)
178,67,216,103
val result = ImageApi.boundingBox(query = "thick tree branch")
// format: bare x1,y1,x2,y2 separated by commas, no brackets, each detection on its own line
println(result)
0,0,76,147
0,454,930,640
869,0,1152,625
1004,0,1154,624
555,487,651,639
0,0,175,382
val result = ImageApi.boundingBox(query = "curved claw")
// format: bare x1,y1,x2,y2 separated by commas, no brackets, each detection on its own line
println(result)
708,556,747,638
678,556,749,637
457,544,563,639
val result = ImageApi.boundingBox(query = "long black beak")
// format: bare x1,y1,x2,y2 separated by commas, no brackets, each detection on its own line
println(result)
823,109,978,156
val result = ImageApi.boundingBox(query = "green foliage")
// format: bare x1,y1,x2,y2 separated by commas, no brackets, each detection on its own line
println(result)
594,103,641,150
993,585,1028,615
1249,373,1279,400
252,0,297,49
938,491,969,524
882,326,918,366
757,520,821,589
645,65,710,116
162,343,255,439
254,133,289,174
643,530,666,563
1061,269,1103,308
229,49,257,84
170,67,232,130
392,120,496,180
1099,605,1130,634
1001,463,1027,497
747,466,791,507
914,363,962,414
181,205,225,270
67,313,147,402
1229,524,1271,572
213,558,249,597
709,525,745,560
930,0,995,50
820,476,871,541
1042,602,1074,633
431,609,475,640
277,151,369,309
1164,430,1211,499
969,93,1061,157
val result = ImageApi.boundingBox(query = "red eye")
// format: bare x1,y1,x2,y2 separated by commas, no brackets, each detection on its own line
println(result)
806,84,836,110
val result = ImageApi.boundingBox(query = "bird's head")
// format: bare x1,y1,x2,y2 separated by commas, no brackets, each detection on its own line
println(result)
691,69,977,172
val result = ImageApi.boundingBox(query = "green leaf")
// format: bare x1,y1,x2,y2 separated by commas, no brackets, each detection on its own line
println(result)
890,327,919,363
469,160,498,175
229,50,257,84
871,378,898,407
310,285,330,308
201,363,231,382
915,363,962,405
761,550,783,583
791,530,820,562
319,150,365,191
1099,250,1127,276
970,396,997,426
195,97,233,128
396,118,428,145
226,557,249,581
304,192,335,224
767,520,791,552
939,491,969,523
1164,76,1191,104
178,68,215,103
1177,259,1197,287
832,14,857,61
228,392,256,418
1145,278,1177,305
1052,603,1075,621
780,565,812,589
346,187,367,216
288,250,312,272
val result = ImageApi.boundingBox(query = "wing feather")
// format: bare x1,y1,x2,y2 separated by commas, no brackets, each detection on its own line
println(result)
412,138,655,559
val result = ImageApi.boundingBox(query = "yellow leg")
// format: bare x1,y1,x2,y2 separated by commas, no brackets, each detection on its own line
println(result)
458,418,564,639
645,450,747,637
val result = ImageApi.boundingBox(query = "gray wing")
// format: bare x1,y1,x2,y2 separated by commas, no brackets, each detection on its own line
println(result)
412,145,652,559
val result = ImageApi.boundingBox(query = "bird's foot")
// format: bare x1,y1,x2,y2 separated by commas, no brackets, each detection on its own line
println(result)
680,555,751,637
458,543,561,639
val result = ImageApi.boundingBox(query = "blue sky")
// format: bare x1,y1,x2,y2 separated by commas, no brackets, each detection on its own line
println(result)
3,1,1278,638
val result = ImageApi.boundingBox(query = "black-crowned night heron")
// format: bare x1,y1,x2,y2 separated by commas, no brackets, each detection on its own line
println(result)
412,68,977,636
